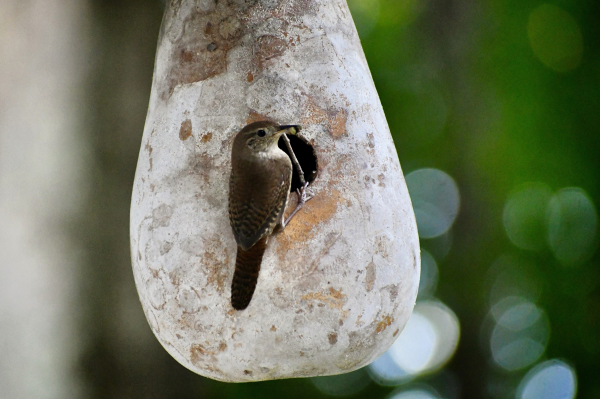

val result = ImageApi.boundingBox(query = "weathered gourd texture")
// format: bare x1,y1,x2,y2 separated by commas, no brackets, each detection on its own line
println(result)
131,0,420,382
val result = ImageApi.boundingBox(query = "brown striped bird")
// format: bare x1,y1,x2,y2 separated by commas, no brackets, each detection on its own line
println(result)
228,121,308,310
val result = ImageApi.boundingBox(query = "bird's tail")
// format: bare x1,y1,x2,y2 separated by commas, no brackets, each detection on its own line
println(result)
231,236,268,310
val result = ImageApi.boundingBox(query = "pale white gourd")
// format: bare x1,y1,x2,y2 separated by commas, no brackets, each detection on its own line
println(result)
130,0,420,382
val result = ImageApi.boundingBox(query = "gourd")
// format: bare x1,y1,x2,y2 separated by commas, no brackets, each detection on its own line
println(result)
130,0,420,382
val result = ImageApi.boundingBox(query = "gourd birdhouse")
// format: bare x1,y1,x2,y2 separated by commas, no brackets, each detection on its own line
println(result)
130,0,420,382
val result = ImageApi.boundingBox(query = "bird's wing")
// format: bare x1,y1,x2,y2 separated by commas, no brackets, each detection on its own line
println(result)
229,157,292,250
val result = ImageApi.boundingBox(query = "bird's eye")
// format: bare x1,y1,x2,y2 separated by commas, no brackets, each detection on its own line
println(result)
256,129,266,137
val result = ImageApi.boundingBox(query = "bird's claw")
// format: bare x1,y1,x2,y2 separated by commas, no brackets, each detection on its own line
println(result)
282,182,313,228
296,182,314,205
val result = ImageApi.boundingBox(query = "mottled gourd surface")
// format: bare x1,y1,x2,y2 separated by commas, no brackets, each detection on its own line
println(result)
130,0,420,382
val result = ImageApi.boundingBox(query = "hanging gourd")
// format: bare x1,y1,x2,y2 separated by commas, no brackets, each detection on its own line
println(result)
131,0,420,382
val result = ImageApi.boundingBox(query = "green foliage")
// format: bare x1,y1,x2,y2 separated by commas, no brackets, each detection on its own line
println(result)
355,0,600,398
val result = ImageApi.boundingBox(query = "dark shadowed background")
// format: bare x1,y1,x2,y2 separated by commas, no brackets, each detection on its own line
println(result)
1,0,598,398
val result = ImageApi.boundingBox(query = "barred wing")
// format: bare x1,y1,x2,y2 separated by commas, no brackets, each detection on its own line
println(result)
229,157,292,250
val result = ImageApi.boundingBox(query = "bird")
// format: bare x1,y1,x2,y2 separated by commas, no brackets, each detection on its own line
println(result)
228,121,309,310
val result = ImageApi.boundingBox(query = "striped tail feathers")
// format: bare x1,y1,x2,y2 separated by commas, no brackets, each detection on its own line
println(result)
231,236,268,310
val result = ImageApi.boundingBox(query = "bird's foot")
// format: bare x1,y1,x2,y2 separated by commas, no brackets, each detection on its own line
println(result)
297,181,314,205
282,182,313,228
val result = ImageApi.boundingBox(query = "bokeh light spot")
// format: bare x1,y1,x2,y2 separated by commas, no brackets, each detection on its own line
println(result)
486,255,541,306
406,169,460,238
368,351,409,386
497,338,546,369
389,312,436,374
490,297,549,371
417,250,438,299
388,387,441,399
517,360,577,399
416,301,460,372
421,229,453,261
497,302,542,331
311,368,371,397
527,4,583,72
547,187,597,266
370,301,459,384
503,183,552,250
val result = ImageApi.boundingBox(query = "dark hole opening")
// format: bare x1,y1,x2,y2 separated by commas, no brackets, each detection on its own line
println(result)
278,134,318,192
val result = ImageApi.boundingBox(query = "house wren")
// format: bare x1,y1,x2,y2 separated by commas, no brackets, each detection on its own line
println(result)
228,121,308,310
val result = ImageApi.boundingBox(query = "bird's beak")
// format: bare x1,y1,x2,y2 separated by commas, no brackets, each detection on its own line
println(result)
277,125,301,136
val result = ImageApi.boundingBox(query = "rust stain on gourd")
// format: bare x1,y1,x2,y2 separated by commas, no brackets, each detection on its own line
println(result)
328,332,338,344
300,287,350,321
162,0,315,100
204,248,230,293
200,132,213,143
301,96,347,138
245,110,271,125
190,341,228,367
376,315,393,333
329,109,347,138
165,9,240,98
277,189,339,252
301,287,348,319
365,262,376,292
179,119,193,140
202,237,230,293
255,35,288,69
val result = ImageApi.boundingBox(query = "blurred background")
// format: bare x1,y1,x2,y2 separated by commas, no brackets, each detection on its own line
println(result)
1,0,598,398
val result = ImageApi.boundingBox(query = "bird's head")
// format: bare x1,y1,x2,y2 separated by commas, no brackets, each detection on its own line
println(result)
233,121,301,154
